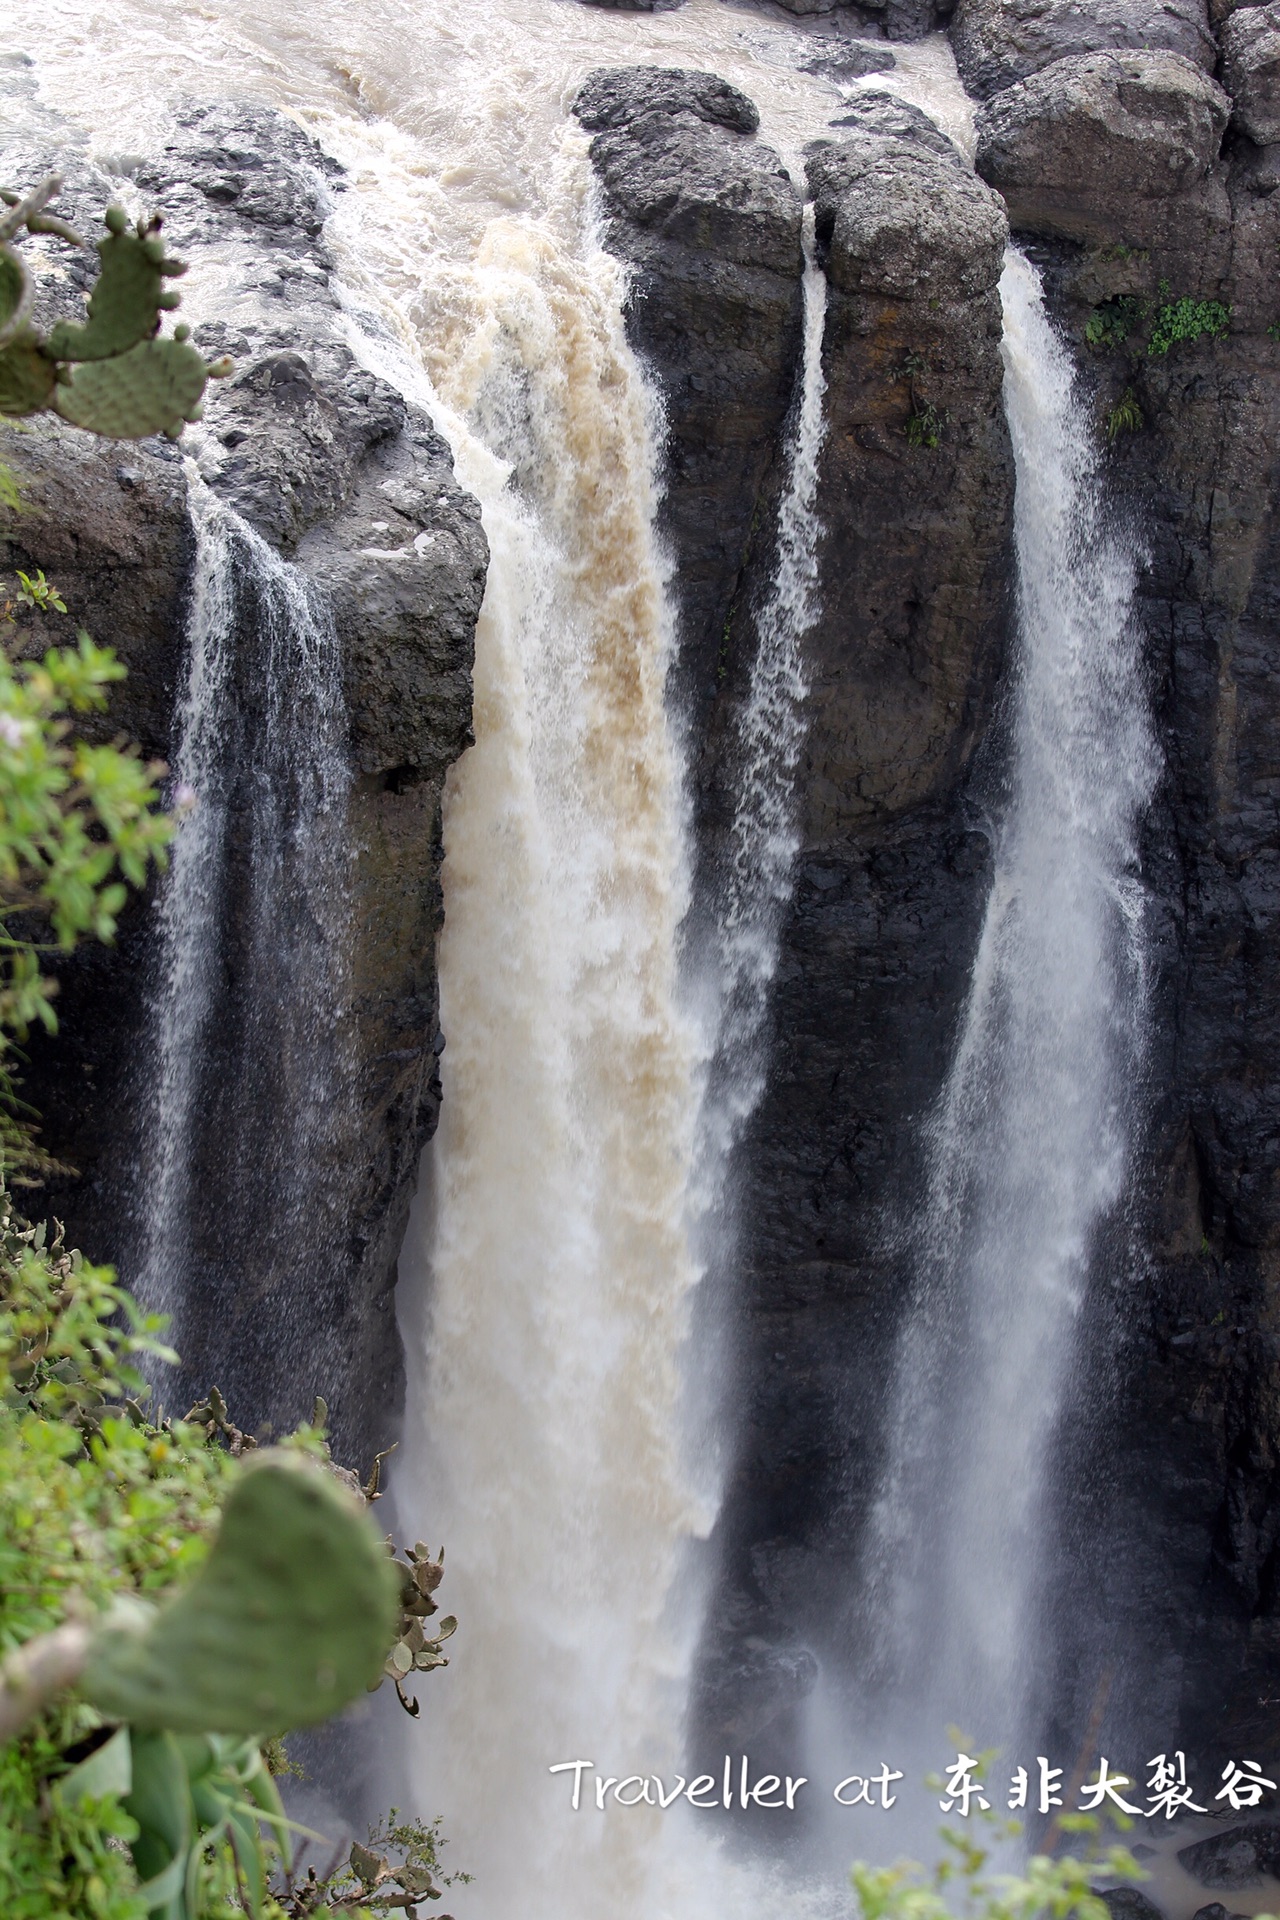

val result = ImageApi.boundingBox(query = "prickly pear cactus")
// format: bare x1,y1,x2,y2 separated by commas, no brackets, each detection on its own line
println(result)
81,1454,400,1735
46,204,186,361
0,174,230,440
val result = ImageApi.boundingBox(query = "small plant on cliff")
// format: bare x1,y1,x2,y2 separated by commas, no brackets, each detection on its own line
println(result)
1104,388,1143,444
1147,289,1230,359
905,400,946,450
893,353,947,451
1083,296,1147,353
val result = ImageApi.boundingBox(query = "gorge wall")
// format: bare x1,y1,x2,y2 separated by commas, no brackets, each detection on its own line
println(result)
6,0,1280,1782
578,1,1280,1773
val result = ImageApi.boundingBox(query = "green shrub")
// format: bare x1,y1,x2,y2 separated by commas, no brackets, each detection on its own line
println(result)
1147,295,1230,358
0,548,173,1180
851,1807,1145,1920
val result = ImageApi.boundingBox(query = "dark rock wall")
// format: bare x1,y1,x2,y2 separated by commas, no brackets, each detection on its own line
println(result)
587,4,1280,1773
580,68,1016,1757
0,85,485,1463
714,100,1015,1752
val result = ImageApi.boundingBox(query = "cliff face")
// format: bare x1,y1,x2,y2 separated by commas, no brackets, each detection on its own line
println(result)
580,66,1016,1754
0,83,486,1461
961,1,1280,1760
585,6,1280,1771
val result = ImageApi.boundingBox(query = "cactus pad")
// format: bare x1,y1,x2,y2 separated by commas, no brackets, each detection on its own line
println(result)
0,179,232,438
47,213,186,363
0,245,33,350
82,1455,400,1735
0,334,57,415
54,334,227,441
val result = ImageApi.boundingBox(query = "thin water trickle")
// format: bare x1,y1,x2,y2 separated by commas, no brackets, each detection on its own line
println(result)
693,209,829,1213
135,472,351,1405
852,248,1156,1766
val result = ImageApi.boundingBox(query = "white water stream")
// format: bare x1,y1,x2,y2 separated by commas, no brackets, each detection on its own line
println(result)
694,216,828,1216
854,249,1156,1762
136,473,351,1394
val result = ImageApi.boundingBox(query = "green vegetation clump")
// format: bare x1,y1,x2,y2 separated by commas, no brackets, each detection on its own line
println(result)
1084,288,1231,360
0,1158,456,1917
0,555,173,1178
893,353,947,451
1147,294,1230,359
906,400,946,450
852,1805,1145,1920
1084,296,1146,352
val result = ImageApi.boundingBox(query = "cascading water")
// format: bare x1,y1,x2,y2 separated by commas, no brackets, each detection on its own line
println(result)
135,472,352,1416
694,212,828,1210
851,247,1157,1764
380,188,830,1920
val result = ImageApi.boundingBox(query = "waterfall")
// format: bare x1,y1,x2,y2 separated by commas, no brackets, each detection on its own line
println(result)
135,473,352,1417
855,248,1157,1756
378,162,831,1920
694,211,828,1209
381,184,710,1920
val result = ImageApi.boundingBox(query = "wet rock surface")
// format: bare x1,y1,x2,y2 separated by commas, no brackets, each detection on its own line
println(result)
582,6,1280,1770
774,0,953,38
0,84,485,1462
584,70,1015,1753
952,0,1217,102
946,0,1280,1766
1180,1825,1280,1889
1221,5,1280,146
974,51,1232,269
708,105,1012,1751
1098,1890,1170,1920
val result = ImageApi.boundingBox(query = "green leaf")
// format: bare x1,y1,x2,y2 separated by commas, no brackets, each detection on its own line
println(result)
54,1724,133,1804
0,246,34,351
125,1729,192,1907
0,334,57,416
46,215,182,363
53,334,212,440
